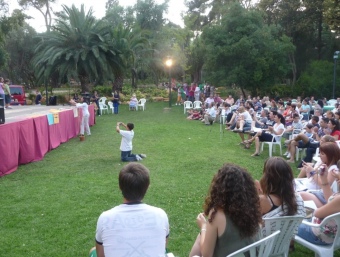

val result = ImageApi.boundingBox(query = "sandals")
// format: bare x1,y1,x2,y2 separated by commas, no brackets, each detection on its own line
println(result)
251,153,260,157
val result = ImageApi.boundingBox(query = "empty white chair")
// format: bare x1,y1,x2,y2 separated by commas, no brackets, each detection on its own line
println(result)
294,212,340,257
261,130,285,157
193,101,202,110
183,101,193,114
99,97,107,105
99,102,108,115
107,101,114,114
137,98,146,111
227,230,280,257
263,216,304,257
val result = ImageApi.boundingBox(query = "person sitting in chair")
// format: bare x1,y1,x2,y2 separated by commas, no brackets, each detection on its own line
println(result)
129,94,138,110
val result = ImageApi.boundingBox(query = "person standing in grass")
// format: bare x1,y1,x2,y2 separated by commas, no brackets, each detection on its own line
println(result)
3,79,12,109
70,97,91,136
89,163,170,257
116,122,146,161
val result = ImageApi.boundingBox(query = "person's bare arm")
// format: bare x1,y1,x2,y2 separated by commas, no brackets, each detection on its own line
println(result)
96,243,105,257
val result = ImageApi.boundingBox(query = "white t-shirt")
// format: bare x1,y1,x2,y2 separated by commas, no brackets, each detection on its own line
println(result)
119,130,134,151
96,203,169,257
273,123,284,142
242,111,252,123
76,102,89,117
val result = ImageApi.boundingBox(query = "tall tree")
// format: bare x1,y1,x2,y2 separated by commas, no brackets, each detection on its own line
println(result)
202,3,294,95
18,0,55,32
32,4,121,92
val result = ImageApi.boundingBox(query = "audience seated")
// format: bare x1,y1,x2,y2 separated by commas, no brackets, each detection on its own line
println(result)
285,103,298,126
296,162,340,246
244,113,285,157
282,113,304,141
299,142,340,208
324,118,340,140
286,124,314,162
203,102,216,125
255,157,305,237
189,163,262,257
225,95,234,106
129,94,138,110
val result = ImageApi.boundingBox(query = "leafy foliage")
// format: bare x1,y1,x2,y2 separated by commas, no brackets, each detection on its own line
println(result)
202,3,294,95
32,5,122,93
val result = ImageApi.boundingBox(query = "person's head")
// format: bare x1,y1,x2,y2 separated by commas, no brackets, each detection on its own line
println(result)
0,77,3,82
305,123,314,133
326,111,335,119
238,106,245,113
274,113,285,124
320,135,336,145
4,79,9,83
260,157,297,215
119,163,150,202
292,113,300,122
228,95,232,99
271,100,277,107
132,93,136,98
302,99,308,105
335,111,340,120
269,110,277,120
319,142,340,166
320,117,329,128
127,123,134,131
261,109,268,117
311,116,319,125
204,163,261,238
328,118,340,132
291,103,296,110
314,109,322,116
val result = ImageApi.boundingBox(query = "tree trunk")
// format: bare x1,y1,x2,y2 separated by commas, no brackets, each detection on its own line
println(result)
79,75,89,93
288,53,297,85
113,73,124,92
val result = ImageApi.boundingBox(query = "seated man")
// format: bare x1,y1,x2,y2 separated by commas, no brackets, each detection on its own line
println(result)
203,102,216,125
89,163,170,257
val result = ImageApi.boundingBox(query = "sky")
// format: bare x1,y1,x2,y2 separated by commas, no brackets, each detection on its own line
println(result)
9,0,186,32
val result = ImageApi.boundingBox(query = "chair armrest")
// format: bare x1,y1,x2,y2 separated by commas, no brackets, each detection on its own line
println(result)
301,219,321,228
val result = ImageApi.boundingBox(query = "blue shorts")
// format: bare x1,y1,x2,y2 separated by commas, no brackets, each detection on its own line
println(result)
298,223,331,245
309,190,327,205
5,94,11,104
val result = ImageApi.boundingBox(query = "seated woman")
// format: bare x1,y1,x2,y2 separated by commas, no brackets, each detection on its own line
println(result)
299,142,340,208
297,163,340,245
129,93,138,110
189,163,261,257
324,118,340,140
244,113,285,156
255,157,305,220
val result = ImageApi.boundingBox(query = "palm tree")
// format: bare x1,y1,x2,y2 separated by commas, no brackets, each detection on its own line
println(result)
32,4,121,93
108,24,149,92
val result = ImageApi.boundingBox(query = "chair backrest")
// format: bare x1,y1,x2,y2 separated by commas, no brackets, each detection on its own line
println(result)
99,102,107,109
319,212,340,251
139,98,146,105
184,101,193,108
99,97,107,104
226,230,280,257
328,99,337,106
263,216,304,256
108,101,113,108
193,101,202,109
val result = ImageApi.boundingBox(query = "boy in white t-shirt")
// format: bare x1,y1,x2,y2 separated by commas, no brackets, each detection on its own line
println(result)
116,122,146,161
89,163,170,257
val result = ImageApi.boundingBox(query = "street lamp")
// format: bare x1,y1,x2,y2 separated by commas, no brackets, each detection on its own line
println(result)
165,57,173,107
333,51,340,99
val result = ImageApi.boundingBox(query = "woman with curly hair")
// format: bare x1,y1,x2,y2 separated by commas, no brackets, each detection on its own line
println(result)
256,157,305,220
189,163,262,257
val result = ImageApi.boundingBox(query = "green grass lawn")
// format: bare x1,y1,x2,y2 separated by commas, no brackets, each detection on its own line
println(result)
0,102,337,256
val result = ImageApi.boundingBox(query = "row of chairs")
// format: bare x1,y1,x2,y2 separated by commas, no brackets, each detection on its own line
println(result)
98,97,147,115
228,213,340,257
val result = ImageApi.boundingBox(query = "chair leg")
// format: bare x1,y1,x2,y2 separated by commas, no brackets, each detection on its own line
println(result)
268,144,272,157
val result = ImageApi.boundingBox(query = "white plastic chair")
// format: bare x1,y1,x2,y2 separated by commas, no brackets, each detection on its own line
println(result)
99,97,107,105
107,101,114,114
183,101,193,114
263,216,304,257
137,98,146,111
261,130,285,157
193,101,202,110
99,102,108,115
294,212,340,257
227,230,280,257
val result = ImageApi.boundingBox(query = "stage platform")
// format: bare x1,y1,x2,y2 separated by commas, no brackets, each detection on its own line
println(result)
0,104,95,176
